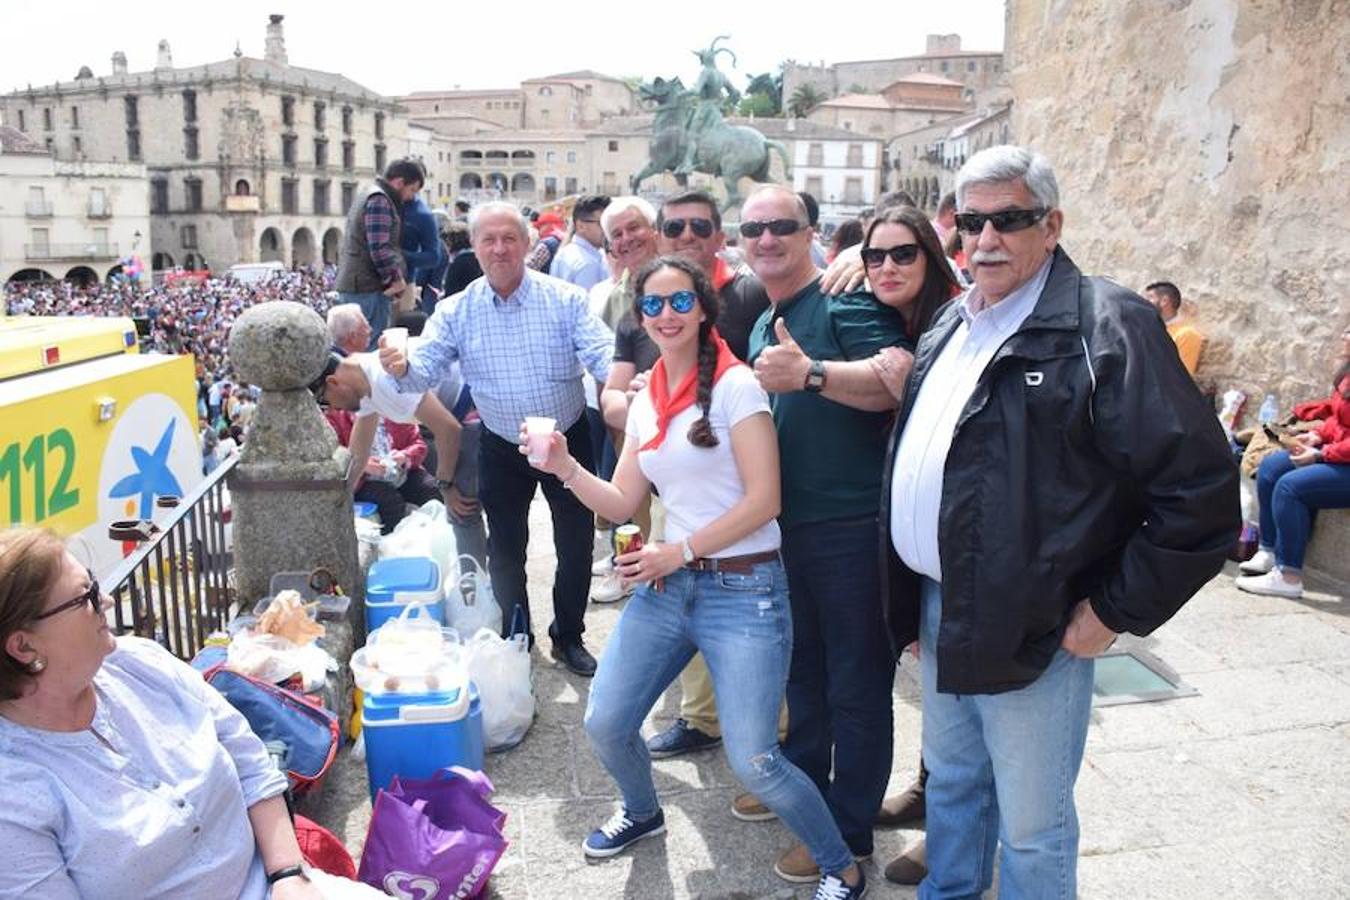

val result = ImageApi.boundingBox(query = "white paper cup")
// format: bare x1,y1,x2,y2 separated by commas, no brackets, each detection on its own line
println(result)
524,416,556,463
383,327,408,354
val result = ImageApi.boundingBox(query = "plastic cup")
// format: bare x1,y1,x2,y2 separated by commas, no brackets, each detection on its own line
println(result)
524,416,556,464
383,327,408,355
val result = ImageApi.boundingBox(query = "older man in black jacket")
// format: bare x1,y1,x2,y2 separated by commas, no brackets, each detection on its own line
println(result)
881,145,1237,899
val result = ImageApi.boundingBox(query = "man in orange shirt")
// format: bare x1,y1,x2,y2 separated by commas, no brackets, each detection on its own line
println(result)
1145,280,1204,375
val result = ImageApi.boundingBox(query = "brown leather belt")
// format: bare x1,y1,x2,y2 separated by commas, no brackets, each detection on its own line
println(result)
683,550,780,575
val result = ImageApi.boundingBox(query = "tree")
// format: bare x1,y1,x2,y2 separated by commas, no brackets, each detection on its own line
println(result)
744,70,783,115
787,84,826,118
737,92,778,117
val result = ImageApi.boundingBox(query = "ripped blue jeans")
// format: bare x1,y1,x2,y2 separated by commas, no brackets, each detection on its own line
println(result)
584,558,853,875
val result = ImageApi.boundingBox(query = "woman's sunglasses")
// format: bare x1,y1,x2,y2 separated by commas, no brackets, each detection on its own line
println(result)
661,218,716,239
33,568,101,621
861,244,921,269
639,290,699,317
953,208,1048,235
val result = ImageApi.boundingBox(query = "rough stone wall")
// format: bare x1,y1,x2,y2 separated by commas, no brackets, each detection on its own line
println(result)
1008,0,1350,405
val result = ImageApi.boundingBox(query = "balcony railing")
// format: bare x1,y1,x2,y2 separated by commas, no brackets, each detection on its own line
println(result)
106,454,238,661
25,243,118,260
25,200,54,217
87,201,112,219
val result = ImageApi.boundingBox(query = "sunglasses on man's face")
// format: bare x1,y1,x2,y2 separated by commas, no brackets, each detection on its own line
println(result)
661,217,716,240
639,290,699,317
739,218,805,239
953,208,1049,236
33,568,101,621
861,243,921,269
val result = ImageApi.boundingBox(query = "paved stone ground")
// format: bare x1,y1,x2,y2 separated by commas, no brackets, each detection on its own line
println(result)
311,499,1350,899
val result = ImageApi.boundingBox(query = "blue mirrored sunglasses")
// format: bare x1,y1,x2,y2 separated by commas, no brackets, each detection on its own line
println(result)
639,290,698,317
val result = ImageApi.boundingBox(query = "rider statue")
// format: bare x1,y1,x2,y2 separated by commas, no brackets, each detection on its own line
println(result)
678,36,740,175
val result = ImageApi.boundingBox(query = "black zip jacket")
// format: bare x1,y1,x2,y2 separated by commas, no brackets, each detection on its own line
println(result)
880,248,1238,695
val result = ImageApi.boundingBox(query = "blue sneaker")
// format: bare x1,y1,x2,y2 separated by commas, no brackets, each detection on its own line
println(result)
646,718,721,758
581,808,666,858
814,867,866,899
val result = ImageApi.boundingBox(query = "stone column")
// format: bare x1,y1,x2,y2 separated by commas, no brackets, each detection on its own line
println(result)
227,301,362,610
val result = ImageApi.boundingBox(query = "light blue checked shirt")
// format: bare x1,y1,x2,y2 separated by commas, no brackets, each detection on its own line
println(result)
400,268,614,440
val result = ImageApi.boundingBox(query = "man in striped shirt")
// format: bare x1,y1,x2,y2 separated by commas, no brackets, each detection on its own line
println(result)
381,201,614,676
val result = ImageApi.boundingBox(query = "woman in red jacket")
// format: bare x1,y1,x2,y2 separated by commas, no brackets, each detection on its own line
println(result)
1237,326,1350,598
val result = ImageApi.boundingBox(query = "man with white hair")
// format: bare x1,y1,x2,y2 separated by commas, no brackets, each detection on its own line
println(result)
326,304,371,356
380,201,614,676
881,146,1237,895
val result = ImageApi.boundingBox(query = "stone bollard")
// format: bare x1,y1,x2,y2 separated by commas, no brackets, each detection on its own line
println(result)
226,301,363,616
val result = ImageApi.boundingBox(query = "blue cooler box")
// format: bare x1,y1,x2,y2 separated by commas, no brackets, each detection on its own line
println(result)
362,681,484,800
365,557,444,633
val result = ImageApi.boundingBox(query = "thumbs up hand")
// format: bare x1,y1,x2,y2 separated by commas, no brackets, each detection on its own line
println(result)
754,318,812,393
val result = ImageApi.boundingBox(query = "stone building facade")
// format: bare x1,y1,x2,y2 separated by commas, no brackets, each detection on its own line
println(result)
0,127,150,284
1007,0,1349,403
785,34,1007,109
0,16,407,274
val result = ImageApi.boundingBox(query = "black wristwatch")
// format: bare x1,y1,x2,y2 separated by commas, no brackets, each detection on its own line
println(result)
436,478,455,490
266,864,307,885
804,359,827,393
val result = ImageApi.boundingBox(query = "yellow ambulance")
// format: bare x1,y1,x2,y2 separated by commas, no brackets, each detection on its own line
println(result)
0,314,203,577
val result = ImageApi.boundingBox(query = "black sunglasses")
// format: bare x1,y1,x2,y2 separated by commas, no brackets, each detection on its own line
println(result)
33,568,101,621
954,208,1048,235
661,217,716,240
740,218,805,239
639,290,699,317
861,244,921,268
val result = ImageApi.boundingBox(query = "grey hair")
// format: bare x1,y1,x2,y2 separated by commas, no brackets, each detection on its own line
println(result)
600,196,658,237
955,145,1060,211
326,304,367,344
741,183,810,223
468,201,530,241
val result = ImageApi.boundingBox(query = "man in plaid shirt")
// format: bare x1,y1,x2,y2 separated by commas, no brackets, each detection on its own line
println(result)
381,201,614,676
335,158,425,348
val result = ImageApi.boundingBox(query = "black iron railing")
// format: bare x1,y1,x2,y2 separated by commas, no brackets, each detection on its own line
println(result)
106,454,238,660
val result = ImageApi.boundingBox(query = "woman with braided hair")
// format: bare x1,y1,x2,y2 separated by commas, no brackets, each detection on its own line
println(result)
522,254,866,898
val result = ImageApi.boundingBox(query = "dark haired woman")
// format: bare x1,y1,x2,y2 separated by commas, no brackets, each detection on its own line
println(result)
859,206,962,402
522,255,865,898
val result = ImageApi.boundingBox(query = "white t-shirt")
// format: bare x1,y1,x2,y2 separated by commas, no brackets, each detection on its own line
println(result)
624,364,779,557
356,353,421,423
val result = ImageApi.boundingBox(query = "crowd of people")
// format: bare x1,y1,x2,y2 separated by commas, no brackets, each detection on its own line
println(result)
2,142,1344,900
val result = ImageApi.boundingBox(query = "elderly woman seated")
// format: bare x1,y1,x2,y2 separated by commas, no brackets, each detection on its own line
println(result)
0,527,321,899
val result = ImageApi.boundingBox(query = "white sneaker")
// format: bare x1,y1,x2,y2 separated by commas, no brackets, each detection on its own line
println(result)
590,573,629,604
592,557,614,577
1235,570,1302,598
1238,548,1276,575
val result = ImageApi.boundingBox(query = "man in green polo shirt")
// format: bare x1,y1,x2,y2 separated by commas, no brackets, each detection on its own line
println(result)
738,183,907,883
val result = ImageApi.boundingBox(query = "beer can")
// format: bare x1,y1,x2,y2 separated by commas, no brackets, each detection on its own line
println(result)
614,524,644,556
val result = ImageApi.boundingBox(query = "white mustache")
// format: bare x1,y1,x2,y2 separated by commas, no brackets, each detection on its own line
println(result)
970,251,1012,265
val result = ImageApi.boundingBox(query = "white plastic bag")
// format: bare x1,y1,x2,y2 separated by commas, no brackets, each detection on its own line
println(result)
377,504,456,572
306,866,390,899
444,554,502,638
463,622,533,751
226,630,335,691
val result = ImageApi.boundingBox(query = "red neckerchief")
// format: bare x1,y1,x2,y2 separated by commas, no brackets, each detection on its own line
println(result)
712,257,735,292
640,328,742,452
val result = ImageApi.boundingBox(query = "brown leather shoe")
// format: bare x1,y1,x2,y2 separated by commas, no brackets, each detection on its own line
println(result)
772,842,820,883
730,791,776,822
884,837,928,885
875,763,927,826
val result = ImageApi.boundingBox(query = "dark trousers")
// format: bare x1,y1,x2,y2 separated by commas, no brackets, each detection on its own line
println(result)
356,468,441,535
781,515,896,857
478,417,595,645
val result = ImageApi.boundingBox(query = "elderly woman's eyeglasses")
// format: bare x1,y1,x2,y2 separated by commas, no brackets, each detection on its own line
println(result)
33,568,101,621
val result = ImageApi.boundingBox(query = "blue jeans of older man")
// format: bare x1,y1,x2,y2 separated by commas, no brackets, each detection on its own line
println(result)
584,560,855,877
918,577,1094,900
338,290,389,350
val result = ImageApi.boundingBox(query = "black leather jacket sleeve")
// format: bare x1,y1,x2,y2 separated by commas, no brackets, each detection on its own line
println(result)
1083,294,1239,635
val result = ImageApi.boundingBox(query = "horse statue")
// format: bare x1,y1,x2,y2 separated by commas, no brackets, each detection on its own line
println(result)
630,75,792,213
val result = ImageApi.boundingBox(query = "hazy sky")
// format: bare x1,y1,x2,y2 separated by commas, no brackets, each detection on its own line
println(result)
2,1,1006,96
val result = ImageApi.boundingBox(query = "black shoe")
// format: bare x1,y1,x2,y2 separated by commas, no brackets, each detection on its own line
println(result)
551,640,597,677
647,719,721,758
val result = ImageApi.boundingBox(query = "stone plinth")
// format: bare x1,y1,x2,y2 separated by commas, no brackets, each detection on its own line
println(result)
1308,509,1350,586
227,301,363,614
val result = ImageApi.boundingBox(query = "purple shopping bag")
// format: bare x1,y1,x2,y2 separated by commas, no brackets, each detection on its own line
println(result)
358,767,508,900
